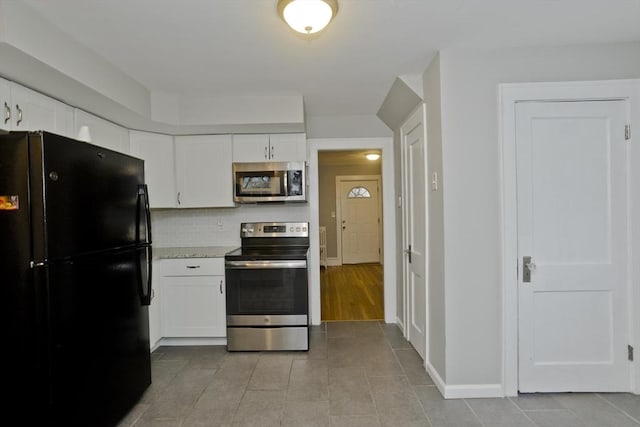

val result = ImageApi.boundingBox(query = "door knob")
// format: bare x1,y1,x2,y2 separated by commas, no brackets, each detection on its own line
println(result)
342,226,346,230
523,256,536,283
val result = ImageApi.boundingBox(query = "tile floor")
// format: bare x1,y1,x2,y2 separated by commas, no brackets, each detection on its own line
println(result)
119,321,640,426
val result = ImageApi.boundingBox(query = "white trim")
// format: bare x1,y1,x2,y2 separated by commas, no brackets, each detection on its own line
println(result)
500,79,640,396
426,362,503,399
426,362,446,397
327,257,341,266
156,337,227,346
308,137,396,325
335,174,382,265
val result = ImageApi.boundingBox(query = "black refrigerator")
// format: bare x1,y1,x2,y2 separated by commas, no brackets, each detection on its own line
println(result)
0,131,152,426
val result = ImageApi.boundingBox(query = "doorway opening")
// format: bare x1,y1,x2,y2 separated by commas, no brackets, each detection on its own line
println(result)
318,150,384,321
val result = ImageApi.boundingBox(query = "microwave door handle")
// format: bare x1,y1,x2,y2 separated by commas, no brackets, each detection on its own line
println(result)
284,170,288,196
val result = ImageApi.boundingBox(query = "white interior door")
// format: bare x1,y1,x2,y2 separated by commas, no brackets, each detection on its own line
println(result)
402,106,427,360
517,100,631,392
339,179,381,264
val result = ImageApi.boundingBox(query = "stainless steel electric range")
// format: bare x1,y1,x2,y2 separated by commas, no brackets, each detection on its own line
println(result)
224,222,309,351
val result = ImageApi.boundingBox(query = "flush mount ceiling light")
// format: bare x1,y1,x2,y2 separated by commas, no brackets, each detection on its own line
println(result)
277,0,338,34
365,153,380,161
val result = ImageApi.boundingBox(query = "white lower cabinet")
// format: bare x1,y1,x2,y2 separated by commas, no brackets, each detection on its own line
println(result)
160,258,226,338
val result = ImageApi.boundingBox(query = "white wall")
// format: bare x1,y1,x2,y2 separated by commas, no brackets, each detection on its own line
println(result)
0,0,151,117
151,205,310,248
438,42,640,387
306,114,392,139
422,54,446,382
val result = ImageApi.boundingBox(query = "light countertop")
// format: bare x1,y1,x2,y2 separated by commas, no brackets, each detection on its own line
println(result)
153,246,239,259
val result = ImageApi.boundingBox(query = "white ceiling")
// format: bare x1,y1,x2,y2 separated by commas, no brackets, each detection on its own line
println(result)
22,0,640,118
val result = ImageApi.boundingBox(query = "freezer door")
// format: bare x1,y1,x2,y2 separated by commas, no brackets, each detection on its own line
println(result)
47,248,151,424
34,132,145,259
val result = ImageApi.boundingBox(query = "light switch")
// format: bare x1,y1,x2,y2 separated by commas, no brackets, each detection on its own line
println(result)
431,172,439,191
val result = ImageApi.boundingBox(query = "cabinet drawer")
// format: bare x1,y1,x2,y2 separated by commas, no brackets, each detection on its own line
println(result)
161,258,224,276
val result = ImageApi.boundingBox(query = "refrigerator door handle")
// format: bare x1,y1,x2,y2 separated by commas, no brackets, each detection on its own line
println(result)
138,246,153,306
137,184,152,245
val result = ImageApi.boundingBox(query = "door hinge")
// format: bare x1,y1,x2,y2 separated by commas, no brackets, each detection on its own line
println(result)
625,124,631,141
629,345,634,362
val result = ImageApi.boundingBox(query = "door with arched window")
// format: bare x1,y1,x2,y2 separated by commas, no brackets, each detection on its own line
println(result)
338,178,381,264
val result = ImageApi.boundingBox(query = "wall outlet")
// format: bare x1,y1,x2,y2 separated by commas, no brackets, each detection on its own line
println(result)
431,172,439,191
217,219,224,231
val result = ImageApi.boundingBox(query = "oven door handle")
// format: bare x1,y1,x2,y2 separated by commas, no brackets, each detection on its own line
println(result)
225,260,307,269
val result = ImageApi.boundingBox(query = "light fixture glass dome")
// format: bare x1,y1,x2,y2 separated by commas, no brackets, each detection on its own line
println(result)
278,0,338,34
365,153,380,161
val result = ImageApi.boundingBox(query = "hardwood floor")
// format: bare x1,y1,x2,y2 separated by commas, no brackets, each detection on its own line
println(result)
320,263,384,321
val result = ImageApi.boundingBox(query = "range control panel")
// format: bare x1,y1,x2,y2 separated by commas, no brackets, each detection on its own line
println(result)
240,222,309,238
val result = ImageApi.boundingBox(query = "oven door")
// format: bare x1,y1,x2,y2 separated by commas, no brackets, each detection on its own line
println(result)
225,260,308,326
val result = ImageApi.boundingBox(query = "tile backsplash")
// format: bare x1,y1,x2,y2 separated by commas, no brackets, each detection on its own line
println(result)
151,204,311,247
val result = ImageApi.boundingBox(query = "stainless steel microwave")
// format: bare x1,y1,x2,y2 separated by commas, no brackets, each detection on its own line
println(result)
233,161,306,203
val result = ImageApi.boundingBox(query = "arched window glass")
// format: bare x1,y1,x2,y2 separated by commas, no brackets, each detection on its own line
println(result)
347,186,371,198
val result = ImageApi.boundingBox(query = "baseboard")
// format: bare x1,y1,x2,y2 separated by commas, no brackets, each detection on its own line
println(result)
395,317,405,333
426,362,447,397
156,337,227,347
327,257,341,266
425,362,503,399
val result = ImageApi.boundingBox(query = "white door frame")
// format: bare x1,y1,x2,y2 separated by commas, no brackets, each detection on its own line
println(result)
335,175,382,265
308,137,396,325
500,79,640,396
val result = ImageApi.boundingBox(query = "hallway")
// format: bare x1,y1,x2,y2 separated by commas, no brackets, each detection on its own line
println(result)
321,264,384,321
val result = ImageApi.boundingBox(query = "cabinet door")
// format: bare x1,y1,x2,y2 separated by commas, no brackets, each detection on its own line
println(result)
232,134,270,162
129,131,176,208
175,135,234,208
161,275,226,337
148,261,163,348
11,83,74,137
74,109,130,153
269,133,306,161
213,276,226,337
0,77,11,132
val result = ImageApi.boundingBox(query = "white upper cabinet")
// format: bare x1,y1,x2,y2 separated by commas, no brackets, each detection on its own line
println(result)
129,131,177,209
175,134,234,208
233,133,306,162
73,109,129,153
268,133,307,161
232,134,270,162
9,83,74,137
0,77,11,132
